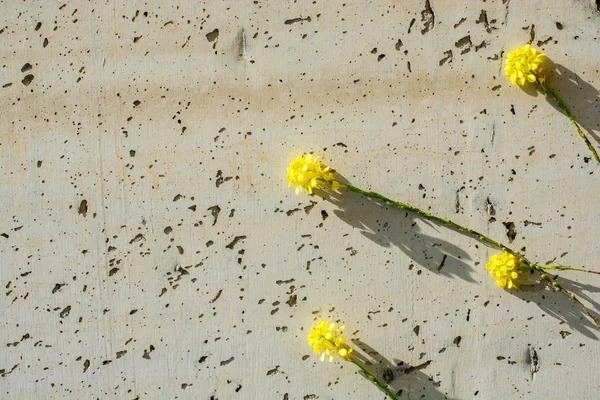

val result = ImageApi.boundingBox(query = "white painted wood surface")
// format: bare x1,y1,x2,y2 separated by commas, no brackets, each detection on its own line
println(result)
2,1,600,399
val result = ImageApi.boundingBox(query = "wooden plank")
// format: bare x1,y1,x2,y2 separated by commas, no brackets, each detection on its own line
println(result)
1,1,600,398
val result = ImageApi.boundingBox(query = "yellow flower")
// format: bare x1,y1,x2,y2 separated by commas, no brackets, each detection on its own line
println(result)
485,251,522,289
505,44,545,86
286,154,343,195
307,320,353,362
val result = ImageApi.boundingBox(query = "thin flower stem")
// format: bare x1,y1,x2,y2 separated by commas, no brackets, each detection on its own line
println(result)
342,182,517,257
322,179,600,327
538,80,600,165
537,265,600,275
350,359,400,400
536,271,600,327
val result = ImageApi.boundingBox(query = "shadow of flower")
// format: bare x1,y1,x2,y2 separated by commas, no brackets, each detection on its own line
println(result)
517,57,600,152
321,185,476,283
545,61,600,145
558,276,600,314
512,277,598,340
351,339,456,400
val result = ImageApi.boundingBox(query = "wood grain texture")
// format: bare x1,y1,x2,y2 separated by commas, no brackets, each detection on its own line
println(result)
1,1,600,399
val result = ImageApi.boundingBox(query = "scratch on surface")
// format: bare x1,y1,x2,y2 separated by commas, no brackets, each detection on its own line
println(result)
503,0,510,24
497,48,505,76
527,24,536,44
437,254,447,272
237,28,247,59
528,347,539,379
408,18,416,34
486,196,496,222
455,186,465,213
491,122,496,145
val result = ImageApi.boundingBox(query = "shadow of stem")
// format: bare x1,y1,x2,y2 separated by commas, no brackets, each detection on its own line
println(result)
321,184,476,283
350,339,455,400
519,57,600,157
512,278,599,339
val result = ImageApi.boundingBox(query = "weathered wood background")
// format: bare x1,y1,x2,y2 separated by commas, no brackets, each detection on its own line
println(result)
2,1,600,399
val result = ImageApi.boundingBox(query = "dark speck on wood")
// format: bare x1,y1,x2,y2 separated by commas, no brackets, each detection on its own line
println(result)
59,305,72,318
129,233,145,244
206,29,219,42
276,278,295,285
78,200,88,217
220,356,234,366
210,289,223,303
404,360,432,374
226,235,247,249
284,16,311,25
52,283,66,294
208,205,221,225
266,365,280,376
503,221,517,243
22,74,34,86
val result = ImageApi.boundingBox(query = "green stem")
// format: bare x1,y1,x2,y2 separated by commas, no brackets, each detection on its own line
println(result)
537,265,600,275
343,182,518,257
538,80,600,165
350,359,400,400
534,267,600,327
321,179,600,327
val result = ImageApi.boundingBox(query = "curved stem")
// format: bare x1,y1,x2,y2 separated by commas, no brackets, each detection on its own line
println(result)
538,80,600,165
350,359,400,400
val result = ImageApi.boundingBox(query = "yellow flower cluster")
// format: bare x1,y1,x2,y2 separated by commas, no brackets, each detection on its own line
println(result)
505,44,545,86
307,320,353,362
485,251,521,289
286,154,343,195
